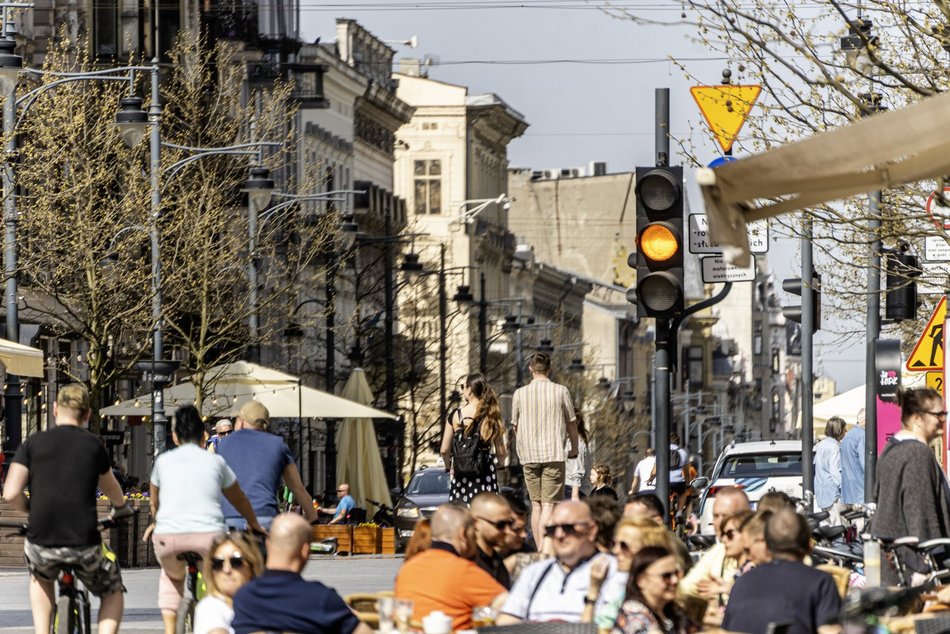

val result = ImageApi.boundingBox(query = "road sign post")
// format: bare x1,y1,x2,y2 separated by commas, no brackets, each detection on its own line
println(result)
906,296,946,372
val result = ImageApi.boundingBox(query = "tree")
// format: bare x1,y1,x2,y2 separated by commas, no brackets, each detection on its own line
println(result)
617,0,946,349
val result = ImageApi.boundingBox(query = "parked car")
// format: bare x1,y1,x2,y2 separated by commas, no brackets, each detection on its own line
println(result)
695,439,803,535
393,466,451,551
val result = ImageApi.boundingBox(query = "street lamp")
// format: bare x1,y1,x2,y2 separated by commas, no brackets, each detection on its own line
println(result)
115,66,280,456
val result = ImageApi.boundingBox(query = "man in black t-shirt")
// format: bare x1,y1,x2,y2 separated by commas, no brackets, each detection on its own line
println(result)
2,383,130,634
722,508,841,634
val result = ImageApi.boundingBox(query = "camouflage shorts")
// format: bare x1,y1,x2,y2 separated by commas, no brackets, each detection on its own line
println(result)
24,540,124,596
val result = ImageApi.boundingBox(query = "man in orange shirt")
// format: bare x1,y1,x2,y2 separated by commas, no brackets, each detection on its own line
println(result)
395,503,508,630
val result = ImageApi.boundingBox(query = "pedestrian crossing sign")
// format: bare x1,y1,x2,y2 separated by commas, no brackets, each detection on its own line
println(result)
907,296,946,371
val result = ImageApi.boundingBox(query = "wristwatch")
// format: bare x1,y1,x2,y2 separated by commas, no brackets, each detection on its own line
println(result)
583,595,598,605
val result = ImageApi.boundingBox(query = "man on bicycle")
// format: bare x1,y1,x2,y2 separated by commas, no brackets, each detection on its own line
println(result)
217,401,318,529
2,383,131,634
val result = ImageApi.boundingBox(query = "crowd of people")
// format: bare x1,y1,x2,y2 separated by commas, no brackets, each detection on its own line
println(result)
7,354,950,634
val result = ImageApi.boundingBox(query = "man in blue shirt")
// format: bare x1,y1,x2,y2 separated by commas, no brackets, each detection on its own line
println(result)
217,401,318,530
322,483,355,524
232,513,371,634
840,408,866,505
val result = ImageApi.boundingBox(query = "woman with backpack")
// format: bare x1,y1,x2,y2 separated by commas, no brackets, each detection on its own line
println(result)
440,373,506,504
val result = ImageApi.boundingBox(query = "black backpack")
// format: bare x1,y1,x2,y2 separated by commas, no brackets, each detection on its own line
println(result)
452,413,487,478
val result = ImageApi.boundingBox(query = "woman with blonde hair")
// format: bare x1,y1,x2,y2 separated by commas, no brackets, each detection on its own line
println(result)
440,373,506,504
193,532,264,634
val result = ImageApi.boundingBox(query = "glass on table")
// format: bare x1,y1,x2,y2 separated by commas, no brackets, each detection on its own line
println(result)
395,598,414,633
377,596,396,633
471,605,497,628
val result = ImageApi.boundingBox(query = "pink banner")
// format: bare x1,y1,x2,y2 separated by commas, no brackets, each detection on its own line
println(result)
876,396,901,455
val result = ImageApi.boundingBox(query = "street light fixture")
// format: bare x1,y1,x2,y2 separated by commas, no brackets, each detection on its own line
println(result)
242,166,275,211
114,96,148,148
0,37,21,94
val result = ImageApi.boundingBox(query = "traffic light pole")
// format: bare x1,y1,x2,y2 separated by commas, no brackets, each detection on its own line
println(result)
865,190,881,503
802,215,815,504
654,318,672,521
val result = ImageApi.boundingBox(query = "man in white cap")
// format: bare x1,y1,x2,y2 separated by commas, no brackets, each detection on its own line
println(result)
207,419,233,453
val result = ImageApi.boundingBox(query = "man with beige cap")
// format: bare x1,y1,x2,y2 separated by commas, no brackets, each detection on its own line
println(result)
217,401,318,529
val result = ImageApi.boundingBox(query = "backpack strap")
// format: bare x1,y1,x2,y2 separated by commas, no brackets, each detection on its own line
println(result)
525,560,557,618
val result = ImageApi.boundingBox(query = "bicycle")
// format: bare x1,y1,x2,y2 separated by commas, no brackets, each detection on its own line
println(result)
174,550,203,634
366,499,394,527
0,515,122,634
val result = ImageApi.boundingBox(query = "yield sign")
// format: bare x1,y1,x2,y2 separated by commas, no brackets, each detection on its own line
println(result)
690,85,762,153
907,296,946,371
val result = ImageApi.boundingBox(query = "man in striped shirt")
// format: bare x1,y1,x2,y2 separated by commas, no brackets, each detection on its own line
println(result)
511,352,579,544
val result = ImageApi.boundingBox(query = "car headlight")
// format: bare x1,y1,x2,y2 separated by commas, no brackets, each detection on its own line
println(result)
397,506,420,519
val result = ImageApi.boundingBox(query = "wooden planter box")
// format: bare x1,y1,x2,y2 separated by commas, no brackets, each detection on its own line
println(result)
380,527,396,555
352,526,381,555
313,525,353,554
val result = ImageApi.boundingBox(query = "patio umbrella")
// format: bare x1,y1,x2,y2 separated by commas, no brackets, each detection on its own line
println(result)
0,338,44,378
336,368,393,514
100,361,397,420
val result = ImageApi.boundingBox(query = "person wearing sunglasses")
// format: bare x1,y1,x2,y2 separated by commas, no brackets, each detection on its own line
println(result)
694,510,751,627
471,493,516,588
594,517,674,631
874,386,950,585
612,546,690,634
193,532,264,634
206,419,233,454
145,405,265,634
497,501,622,625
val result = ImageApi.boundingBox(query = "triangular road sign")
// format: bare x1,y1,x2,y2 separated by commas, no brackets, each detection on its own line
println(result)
690,85,762,154
907,296,947,371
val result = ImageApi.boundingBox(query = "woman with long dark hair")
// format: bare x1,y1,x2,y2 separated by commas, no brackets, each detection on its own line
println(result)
440,373,506,504
612,546,691,634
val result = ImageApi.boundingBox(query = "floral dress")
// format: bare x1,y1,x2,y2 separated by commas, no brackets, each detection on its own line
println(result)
448,416,498,505
613,600,691,634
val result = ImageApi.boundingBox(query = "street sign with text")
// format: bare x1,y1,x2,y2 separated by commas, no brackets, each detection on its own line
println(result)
689,214,768,254
925,236,950,262
701,255,756,283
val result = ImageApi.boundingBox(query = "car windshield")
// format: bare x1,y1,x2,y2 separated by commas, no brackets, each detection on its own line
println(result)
406,470,450,496
720,453,802,478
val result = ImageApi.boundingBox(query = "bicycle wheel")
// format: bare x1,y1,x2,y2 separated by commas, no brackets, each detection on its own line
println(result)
53,595,76,634
175,596,196,634
76,592,91,634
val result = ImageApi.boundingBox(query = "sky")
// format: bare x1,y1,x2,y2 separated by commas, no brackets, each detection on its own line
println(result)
298,1,866,393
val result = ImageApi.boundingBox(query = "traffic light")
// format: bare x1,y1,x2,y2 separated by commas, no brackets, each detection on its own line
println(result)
782,273,821,332
885,249,921,322
630,165,684,319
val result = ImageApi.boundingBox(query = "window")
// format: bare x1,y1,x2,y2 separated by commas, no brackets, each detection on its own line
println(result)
721,453,802,478
414,160,442,214
92,0,118,56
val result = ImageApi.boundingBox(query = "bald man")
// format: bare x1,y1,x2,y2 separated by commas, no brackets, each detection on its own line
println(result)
231,514,371,634
498,501,622,624
677,486,750,613
395,503,508,631
471,492,515,588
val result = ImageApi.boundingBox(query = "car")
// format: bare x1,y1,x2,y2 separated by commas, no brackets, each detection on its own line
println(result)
393,466,451,551
694,439,803,536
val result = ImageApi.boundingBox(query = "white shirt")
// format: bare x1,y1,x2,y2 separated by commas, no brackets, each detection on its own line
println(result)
634,456,656,491
502,554,622,622
193,595,234,634
150,444,237,534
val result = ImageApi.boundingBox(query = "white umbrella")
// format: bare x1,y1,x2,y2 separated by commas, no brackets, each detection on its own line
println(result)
335,368,393,512
100,361,397,420
0,338,44,378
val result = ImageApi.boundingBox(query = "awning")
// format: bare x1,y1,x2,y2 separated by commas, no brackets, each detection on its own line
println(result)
0,339,44,378
100,361,398,420
697,90,950,266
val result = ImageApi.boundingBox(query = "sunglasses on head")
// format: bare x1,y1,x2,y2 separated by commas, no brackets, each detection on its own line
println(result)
476,516,515,531
210,553,245,571
543,522,591,538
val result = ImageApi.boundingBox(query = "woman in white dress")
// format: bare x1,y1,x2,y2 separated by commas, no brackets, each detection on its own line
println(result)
193,532,264,634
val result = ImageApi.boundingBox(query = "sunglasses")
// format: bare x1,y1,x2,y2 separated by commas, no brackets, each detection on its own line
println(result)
615,540,635,553
476,516,515,531
722,529,738,540
648,570,682,582
210,554,245,571
218,430,232,436
543,522,591,538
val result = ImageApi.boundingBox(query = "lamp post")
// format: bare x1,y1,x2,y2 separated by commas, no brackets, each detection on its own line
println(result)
115,72,279,457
